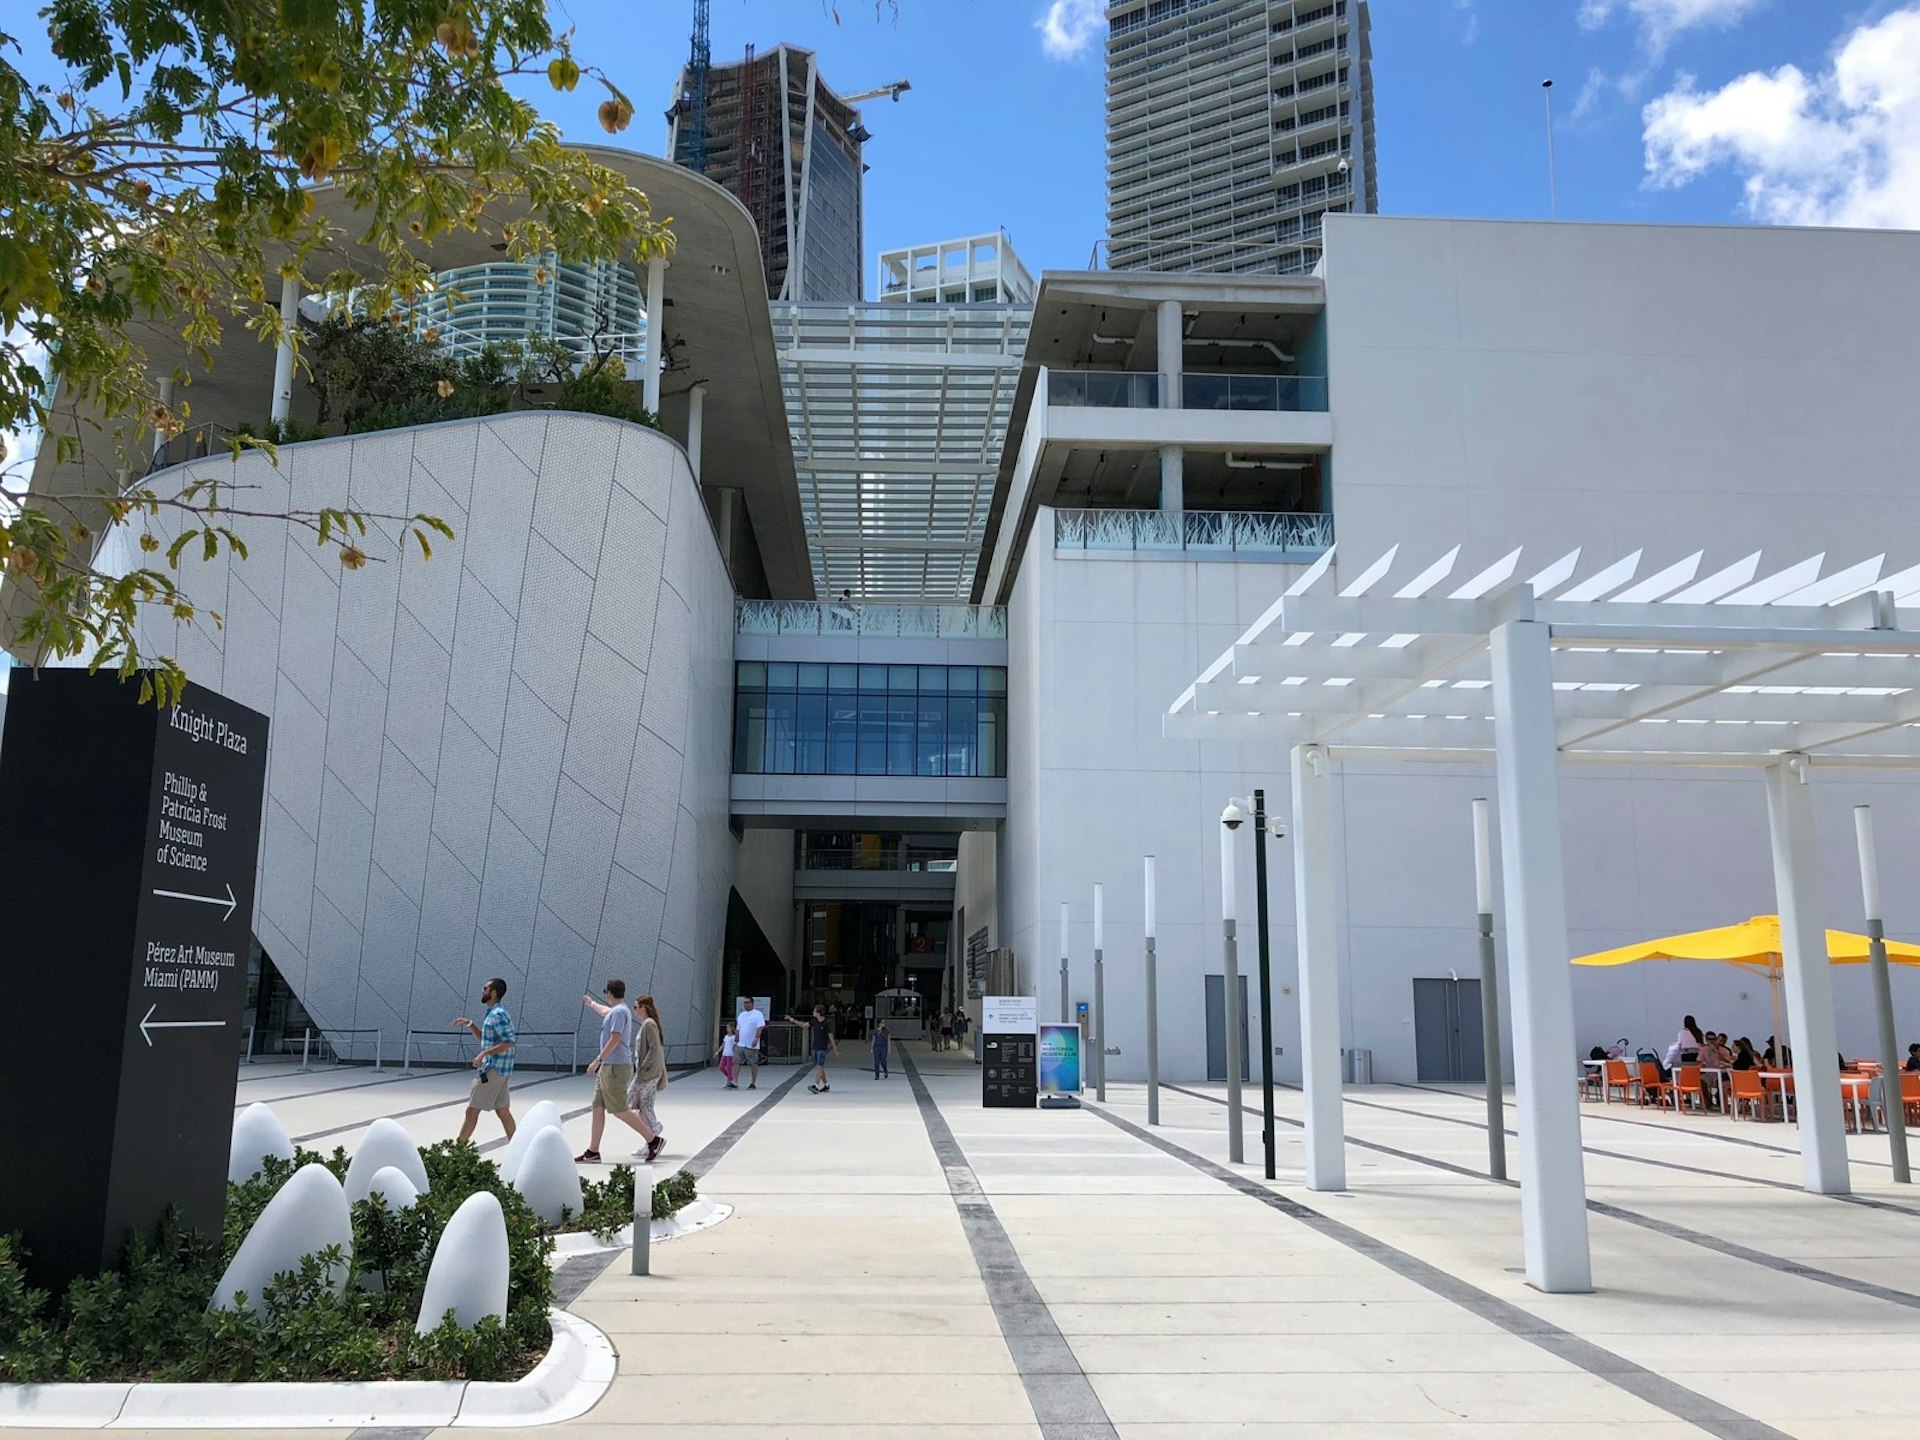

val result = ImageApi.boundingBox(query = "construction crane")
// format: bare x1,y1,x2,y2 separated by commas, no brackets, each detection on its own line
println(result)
841,79,911,105
677,0,711,173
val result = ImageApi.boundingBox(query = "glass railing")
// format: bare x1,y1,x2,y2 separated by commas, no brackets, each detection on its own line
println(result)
1046,371,1160,408
736,599,1008,640
1047,370,1328,412
1182,373,1328,411
1055,508,1334,559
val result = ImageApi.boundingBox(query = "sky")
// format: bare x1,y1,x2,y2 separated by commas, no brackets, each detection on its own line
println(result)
502,0,1920,288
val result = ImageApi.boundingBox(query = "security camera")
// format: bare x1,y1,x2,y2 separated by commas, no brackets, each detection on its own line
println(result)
1221,801,1246,830
1336,158,1351,174
1268,818,1287,841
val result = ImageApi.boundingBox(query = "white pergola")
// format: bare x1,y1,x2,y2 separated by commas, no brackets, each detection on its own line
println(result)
1169,542,1920,1293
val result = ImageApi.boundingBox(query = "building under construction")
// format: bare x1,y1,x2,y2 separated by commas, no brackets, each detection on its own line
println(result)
668,44,867,303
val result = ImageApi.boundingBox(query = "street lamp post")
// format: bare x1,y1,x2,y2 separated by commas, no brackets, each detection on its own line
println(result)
1145,856,1160,1125
1472,798,1508,1182
1219,814,1245,1163
1854,806,1910,1183
1252,791,1278,1181
1093,882,1106,1103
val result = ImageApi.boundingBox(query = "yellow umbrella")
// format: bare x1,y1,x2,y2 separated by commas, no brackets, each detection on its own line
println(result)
1573,915,1920,1053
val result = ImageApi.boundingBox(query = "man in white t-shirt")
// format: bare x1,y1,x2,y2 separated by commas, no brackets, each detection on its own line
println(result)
734,996,768,1091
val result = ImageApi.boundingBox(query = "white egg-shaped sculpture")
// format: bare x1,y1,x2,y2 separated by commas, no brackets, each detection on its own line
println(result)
415,1191,509,1334
496,1100,564,1183
342,1118,430,1206
210,1163,352,1313
513,1125,583,1226
361,1164,421,1210
228,1103,295,1184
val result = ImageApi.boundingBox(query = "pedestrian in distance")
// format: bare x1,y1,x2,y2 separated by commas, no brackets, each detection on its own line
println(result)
872,1020,891,1079
789,1004,838,1092
577,980,662,1164
718,1020,738,1087
453,977,517,1143
734,995,768,1089
941,1008,955,1052
629,993,669,1158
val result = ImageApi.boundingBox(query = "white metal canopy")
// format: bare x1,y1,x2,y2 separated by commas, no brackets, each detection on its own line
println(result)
1168,544,1920,765
1168,541,1920,1295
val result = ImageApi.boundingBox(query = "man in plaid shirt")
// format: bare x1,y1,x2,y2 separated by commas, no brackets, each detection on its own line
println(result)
454,977,518,1142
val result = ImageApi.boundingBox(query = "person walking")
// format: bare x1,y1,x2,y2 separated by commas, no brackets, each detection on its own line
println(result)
577,980,662,1164
717,1021,738,1087
871,1020,892,1079
454,977,517,1143
735,995,768,1090
789,1004,838,1093
630,993,669,1157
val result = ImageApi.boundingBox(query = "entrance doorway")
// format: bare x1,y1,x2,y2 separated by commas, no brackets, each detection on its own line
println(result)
1204,973,1250,1082
1412,977,1485,1084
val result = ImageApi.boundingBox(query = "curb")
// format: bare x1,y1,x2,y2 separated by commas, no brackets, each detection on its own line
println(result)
0,1310,616,1430
550,1198,733,1256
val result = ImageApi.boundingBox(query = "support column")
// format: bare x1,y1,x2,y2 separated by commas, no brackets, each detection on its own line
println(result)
1765,756,1849,1195
1292,744,1345,1191
643,256,668,418
1220,820,1245,1164
1156,298,1184,513
714,486,736,576
687,381,707,481
1489,618,1591,1294
270,277,299,424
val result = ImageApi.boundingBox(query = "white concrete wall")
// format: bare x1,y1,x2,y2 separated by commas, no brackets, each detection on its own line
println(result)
1004,217,1920,1083
733,828,797,973
951,827,1000,1025
105,412,735,1064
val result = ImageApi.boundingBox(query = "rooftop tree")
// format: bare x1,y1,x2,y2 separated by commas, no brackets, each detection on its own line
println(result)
0,0,674,701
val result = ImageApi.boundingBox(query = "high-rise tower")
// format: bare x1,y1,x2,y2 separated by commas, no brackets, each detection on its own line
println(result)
1105,1,1377,275
668,44,866,302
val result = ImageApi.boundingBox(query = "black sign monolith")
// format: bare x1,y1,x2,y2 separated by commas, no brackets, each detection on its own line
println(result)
0,671,268,1291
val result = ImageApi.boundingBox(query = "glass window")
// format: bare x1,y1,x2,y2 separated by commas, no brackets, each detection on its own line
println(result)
797,663,828,691
857,691,888,775
734,689,768,774
827,693,857,774
982,668,1008,694
859,664,888,692
764,690,798,774
767,662,797,692
918,665,949,694
795,692,827,773
889,665,918,693
829,664,858,691
979,694,1006,777
947,693,978,776
736,661,766,688
917,693,948,776
948,666,978,694
888,692,918,774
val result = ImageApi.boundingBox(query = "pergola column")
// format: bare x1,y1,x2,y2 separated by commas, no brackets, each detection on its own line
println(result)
1291,743,1344,1190
270,276,299,424
687,380,708,481
643,256,669,417
1489,618,1592,1294
1764,755,1850,1195
1156,298,1183,512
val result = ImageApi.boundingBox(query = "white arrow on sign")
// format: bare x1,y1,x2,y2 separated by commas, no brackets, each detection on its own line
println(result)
139,1004,227,1048
152,881,237,922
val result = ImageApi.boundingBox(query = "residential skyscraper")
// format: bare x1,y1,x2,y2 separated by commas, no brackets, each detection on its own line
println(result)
1105,0,1378,275
668,44,866,302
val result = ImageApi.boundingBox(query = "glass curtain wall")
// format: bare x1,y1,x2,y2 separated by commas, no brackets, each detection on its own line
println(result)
735,663,1007,777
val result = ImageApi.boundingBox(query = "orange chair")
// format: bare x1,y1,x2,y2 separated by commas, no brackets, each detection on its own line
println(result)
1727,1068,1779,1121
1602,1058,1637,1105
1673,1064,1706,1114
1903,1073,1920,1126
1637,1060,1674,1109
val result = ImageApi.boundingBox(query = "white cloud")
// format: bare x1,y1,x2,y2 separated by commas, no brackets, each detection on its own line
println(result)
1642,4,1920,228
1036,0,1103,61
1453,0,1481,46
1580,0,1764,57
1571,66,1611,121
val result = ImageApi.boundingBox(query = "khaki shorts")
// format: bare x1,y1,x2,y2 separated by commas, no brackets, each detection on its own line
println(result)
736,1046,762,1069
594,1063,635,1111
469,1070,511,1111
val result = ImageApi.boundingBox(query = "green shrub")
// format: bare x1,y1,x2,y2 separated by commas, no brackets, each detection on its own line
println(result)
0,1139,559,1384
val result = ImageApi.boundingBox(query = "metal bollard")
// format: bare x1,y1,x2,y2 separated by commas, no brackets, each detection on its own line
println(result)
630,1180,654,1276
373,1033,384,1073
300,1027,313,1072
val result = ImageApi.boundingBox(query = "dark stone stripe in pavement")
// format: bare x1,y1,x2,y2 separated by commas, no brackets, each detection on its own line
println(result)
1087,1098,1796,1440
901,1052,1120,1440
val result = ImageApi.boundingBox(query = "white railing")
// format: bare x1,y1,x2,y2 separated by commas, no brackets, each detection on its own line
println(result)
736,600,1008,639
1054,509,1334,560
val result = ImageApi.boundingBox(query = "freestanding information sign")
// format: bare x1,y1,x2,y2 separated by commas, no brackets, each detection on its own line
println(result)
0,672,269,1290
981,995,1038,1108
